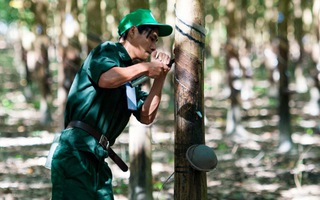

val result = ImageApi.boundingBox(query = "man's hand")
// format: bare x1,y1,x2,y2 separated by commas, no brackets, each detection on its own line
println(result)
146,51,171,78
151,51,170,65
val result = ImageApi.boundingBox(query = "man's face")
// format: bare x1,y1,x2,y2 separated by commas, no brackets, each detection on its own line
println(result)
130,27,159,60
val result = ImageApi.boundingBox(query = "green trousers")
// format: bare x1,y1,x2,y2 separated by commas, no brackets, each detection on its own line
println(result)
51,143,114,199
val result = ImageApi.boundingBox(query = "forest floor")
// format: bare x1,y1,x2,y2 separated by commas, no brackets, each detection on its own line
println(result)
1,48,320,200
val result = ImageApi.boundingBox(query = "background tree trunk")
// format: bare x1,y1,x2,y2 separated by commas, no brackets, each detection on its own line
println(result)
128,117,153,200
86,0,102,52
277,0,293,153
127,2,153,200
31,1,52,125
293,0,308,94
224,0,248,137
174,0,207,199
55,0,82,129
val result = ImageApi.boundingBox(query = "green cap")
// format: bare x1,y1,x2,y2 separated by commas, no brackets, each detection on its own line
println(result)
118,9,173,37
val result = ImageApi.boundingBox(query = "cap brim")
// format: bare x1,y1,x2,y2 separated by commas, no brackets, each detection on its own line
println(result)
157,24,173,37
144,23,173,37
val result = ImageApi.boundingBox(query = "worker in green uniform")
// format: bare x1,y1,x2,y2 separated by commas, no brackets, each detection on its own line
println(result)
51,9,173,199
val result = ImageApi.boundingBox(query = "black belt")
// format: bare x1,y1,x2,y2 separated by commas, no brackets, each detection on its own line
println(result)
67,120,128,172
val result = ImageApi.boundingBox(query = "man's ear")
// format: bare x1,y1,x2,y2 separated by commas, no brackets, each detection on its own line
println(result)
128,26,136,38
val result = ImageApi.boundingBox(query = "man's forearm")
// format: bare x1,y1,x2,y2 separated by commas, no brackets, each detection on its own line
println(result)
98,64,148,88
139,76,166,124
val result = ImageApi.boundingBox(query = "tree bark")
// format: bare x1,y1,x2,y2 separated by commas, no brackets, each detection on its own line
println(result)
174,0,207,199
277,0,293,153
54,0,82,129
129,117,153,200
87,0,102,52
127,2,153,200
31,1,52,125
224,0,246,136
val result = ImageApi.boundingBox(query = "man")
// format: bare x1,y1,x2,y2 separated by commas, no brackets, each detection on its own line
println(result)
51,9,173,199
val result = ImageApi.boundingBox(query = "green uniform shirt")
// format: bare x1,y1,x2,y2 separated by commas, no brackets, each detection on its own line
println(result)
62,41,148,156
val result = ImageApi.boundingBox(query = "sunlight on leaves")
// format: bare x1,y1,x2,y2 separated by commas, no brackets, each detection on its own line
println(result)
1,99,13,109
306,128,313,135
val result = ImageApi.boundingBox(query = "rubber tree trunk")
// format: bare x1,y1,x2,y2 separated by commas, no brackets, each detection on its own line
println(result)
127,1,153,200
277,0,293,153
31,1,52,125
55,0,82,129
293,0,308,93
129,117,153,200
310,0,320,117
87,0,102,52
224,0,246,136
174,0,207,199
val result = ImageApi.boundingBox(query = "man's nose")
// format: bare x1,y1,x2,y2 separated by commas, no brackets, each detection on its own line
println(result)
150,43,157,51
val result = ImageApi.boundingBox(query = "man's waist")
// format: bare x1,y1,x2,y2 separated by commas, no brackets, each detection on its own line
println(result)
66,120,128,172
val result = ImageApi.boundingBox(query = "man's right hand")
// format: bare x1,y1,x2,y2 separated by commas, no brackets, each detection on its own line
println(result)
147,51,171,78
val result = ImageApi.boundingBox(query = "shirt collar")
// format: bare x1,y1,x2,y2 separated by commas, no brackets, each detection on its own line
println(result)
116,42,132,64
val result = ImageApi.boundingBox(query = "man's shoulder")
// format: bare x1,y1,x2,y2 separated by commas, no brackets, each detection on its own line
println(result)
89,41,119,58
100,41,118,50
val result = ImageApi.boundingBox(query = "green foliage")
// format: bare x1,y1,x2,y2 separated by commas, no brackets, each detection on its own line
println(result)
113,179,128,194
253,85,266,95
0,49,14,67
153,181,163,190
204,82,212,92
0,0,34,26
217,142,228,151
254,64,268,80
15,154,22,159
268,98,277,107
32,99,40,110
30,130,43,137
1,98,13,109
306,128,313,135
0,0,18,22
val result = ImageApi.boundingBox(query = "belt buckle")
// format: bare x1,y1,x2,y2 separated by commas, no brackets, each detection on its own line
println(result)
99,135,110,149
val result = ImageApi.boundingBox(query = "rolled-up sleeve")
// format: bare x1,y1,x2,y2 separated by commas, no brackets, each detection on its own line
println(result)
87,44,119,85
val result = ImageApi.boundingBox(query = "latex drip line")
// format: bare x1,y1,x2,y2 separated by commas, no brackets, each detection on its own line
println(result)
175,25,205,48
175,16,206,48
175,76,189,91
176,16,206,36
